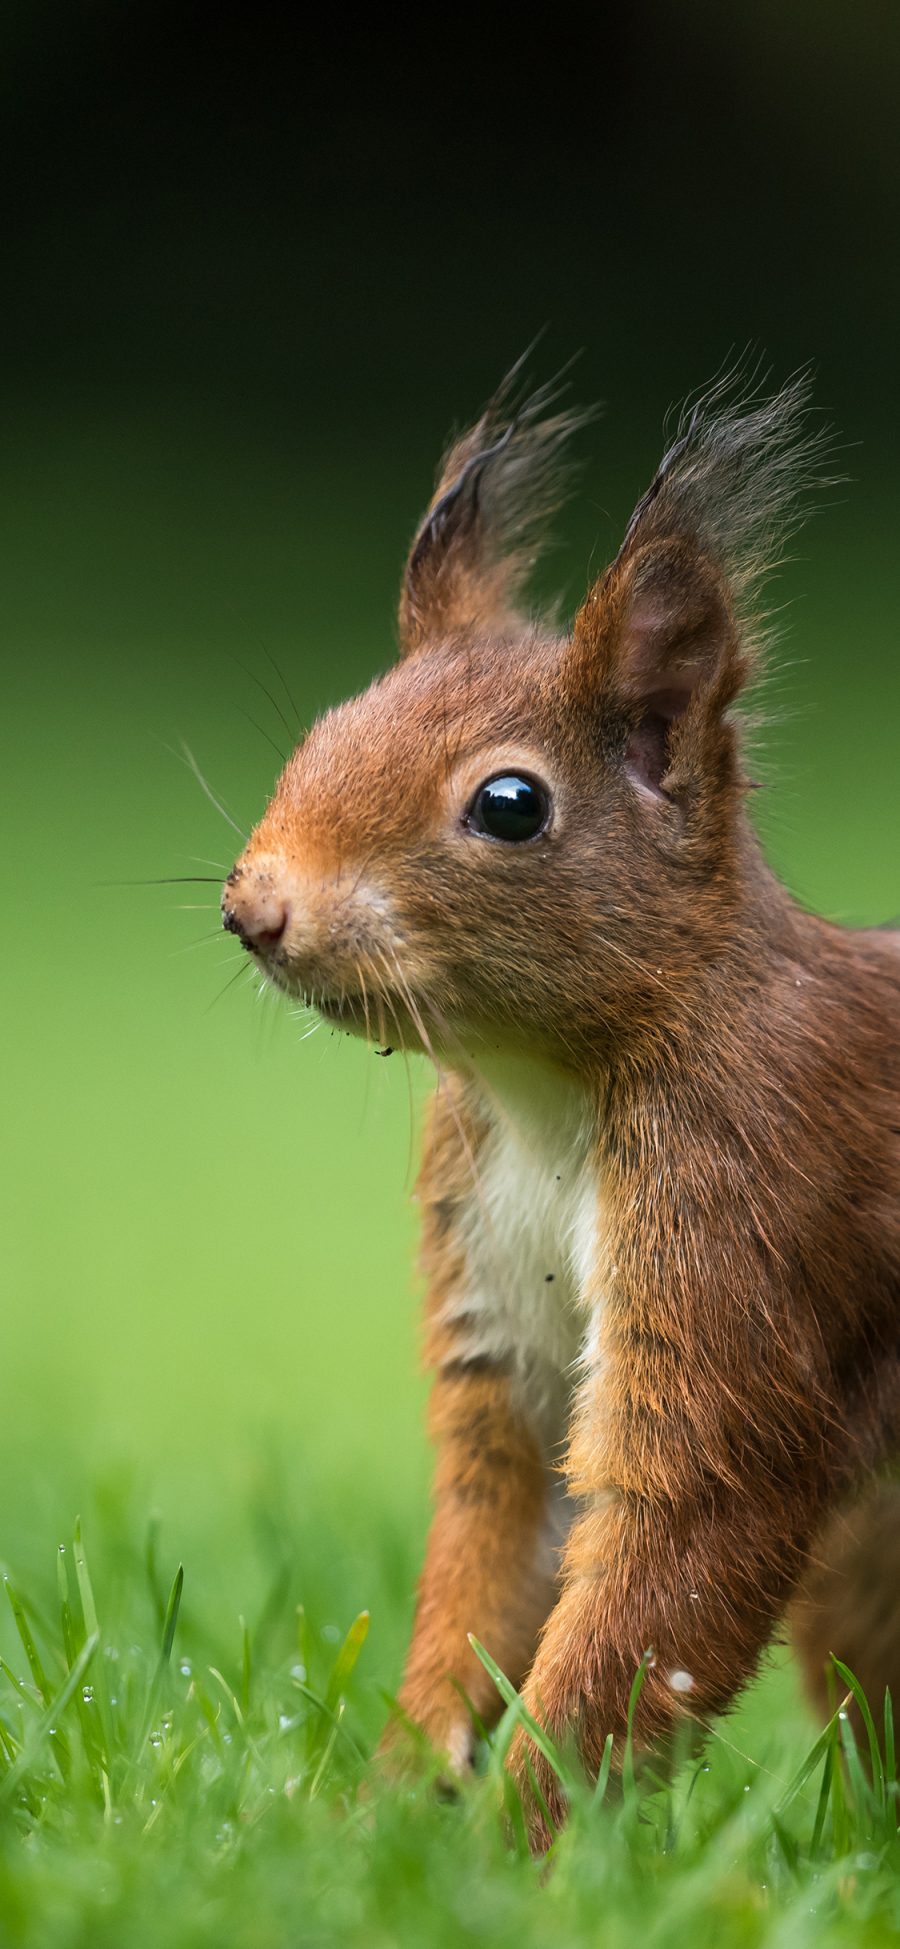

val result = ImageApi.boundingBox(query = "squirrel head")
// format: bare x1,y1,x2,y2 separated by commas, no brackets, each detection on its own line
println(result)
222,364,826,1069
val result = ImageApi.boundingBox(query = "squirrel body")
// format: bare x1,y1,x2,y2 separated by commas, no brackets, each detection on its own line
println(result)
222,366,900,1843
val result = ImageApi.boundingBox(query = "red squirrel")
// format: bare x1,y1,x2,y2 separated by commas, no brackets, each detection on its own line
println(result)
221,366,900,1843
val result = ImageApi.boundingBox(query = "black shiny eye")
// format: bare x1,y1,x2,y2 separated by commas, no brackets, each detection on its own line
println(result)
466,773,550,844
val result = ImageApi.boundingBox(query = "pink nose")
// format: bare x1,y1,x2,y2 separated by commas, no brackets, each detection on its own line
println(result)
222,876,289,952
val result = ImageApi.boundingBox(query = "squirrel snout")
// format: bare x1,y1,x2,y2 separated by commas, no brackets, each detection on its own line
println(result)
221,855,400,1003
222,874,290,954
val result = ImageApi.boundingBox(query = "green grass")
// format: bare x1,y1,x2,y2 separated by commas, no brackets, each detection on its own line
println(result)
0,1498,898,1949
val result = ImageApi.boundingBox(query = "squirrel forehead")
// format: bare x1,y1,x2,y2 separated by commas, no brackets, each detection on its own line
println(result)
260,634,572,852
240,634,582,877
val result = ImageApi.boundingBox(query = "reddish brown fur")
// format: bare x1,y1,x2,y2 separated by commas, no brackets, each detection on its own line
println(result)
222,367,900,1847
790,1480,900,1731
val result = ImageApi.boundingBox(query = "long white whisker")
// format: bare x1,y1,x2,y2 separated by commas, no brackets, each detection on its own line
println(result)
172,931,235,956
176,741,247,840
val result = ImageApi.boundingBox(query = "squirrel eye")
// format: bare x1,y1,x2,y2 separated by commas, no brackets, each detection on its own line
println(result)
466,773,550,844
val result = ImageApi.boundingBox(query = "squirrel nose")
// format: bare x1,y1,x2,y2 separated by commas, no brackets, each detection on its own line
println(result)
222,877,290,952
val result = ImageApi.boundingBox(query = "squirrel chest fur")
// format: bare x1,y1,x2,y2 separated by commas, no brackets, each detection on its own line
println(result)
431,1058,600,1451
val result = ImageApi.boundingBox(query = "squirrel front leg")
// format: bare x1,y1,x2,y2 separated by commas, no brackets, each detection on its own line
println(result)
388,1362,558,1772
510,1259,836,1845
382,1087,562,1773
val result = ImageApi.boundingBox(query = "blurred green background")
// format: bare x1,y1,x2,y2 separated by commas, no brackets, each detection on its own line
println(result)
1,3,898,1699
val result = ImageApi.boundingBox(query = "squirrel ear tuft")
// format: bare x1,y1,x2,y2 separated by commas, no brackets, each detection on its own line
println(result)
398,361,592,656
570,364,831,797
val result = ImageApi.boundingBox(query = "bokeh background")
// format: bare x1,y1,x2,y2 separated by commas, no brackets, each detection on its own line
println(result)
2,4,898,1707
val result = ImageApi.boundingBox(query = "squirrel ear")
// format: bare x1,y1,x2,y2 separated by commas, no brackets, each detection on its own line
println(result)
398,365,590,657
572,541,741,797
582,540,738,716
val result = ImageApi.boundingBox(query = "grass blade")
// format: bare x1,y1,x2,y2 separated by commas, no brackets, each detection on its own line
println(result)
160,1565,184,1667
324,1612,369,1715
521,1750,559,1848
809,1743,834,1858
135,1565,184,1763
58,1545,104,1803
831,1657,885,1807
838,1706,873,1823
309,1700,344,1800
0,1661,36,1708
883,1688,895,1790
774,1693,851,1816
4,1579,52,1706
281,1682,365,1763
830,1712,850,1858
623,1650,653,1800
593,1731,615,1806
0,1632,99,1806
73,1519,116,1801
468,1635,576,1793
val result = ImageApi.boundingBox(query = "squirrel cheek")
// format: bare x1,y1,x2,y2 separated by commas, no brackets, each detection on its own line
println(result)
300,879,401,980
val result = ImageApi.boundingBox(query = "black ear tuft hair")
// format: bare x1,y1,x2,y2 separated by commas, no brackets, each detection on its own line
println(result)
399,352,596,654
615,357,835,649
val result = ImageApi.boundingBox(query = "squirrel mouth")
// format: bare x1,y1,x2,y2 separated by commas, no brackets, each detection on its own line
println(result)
261,961,365,1020
268,969,409,1043
256,956,428,1051
317,987,420,1045
321,987,435,1054
316,991,370,1029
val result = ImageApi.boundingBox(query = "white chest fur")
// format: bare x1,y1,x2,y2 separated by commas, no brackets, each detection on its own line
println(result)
447,1055,600,1453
